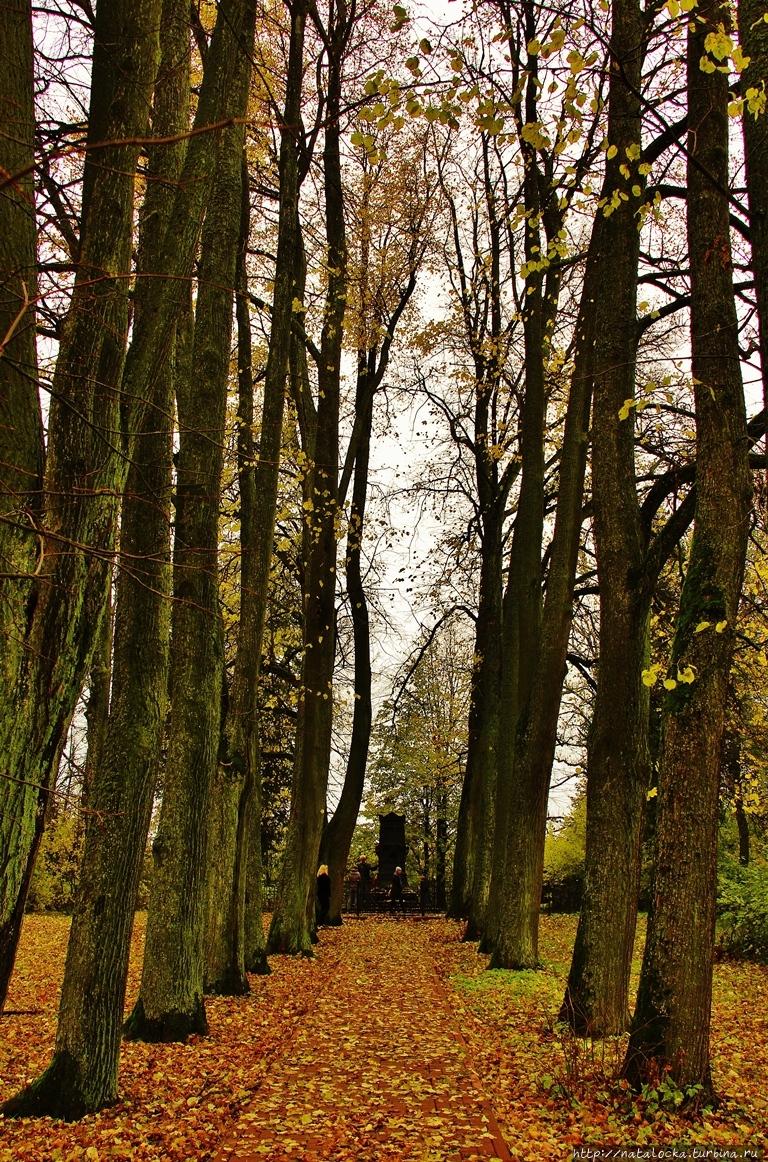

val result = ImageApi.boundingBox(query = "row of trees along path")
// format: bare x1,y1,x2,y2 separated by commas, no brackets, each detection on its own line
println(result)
213,918,512,1162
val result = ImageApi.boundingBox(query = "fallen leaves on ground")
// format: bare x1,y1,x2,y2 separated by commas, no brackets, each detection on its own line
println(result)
1,913,766,1161
0,914,307,1161
433,914,768,1159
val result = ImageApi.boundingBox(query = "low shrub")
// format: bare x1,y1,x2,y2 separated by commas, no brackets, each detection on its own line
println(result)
716,860,768,963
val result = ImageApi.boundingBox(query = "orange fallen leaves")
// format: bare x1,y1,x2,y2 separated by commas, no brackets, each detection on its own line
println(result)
1,913,766,1160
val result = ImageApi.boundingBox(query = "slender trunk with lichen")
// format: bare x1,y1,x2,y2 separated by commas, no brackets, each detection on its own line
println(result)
267,16,347,955
320,360,373,924
623,1,751,1095
125,0,256,1041
0,0,45,1012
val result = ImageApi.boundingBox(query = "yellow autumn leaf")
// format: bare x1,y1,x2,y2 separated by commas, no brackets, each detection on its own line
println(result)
695,621,711,633
716,619,728,632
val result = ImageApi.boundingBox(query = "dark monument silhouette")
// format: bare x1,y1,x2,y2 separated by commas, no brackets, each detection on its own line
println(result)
375,812,408,887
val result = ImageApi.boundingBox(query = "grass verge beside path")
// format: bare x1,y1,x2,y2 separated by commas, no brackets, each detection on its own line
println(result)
434,914,768,1160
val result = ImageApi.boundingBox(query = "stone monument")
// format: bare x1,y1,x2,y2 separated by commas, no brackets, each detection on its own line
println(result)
375,812,408,887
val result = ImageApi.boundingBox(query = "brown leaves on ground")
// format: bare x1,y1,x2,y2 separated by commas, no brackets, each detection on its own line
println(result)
1,913,766,1161
0,914,305,1162
433,915,768,1160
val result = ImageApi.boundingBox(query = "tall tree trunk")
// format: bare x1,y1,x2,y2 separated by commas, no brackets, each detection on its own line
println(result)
206,1,306,988
446,138,513,928
559,0,650,1034
482,72,553,953
0,0,160,1003
320,360,374,924
0,0,45,1012
0,0,189,1115
125,0,256,1040
623,0,751,1093
267,17,348,955
0,0,257,999
460,508,504,937
488,214,601,969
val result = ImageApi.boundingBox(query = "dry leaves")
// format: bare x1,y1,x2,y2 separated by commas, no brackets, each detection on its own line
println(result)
1,912,766,1161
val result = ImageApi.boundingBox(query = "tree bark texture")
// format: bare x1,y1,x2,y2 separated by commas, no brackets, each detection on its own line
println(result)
0,0,189,1115
125,0,256,1040
623,0,751,1093
267,16,348,955
560,0,650,1034
0,0,160,1001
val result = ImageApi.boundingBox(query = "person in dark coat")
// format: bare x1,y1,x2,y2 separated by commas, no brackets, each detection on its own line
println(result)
316,864,331,925
389,866,405,914
419,874,430,916
356,854,372,909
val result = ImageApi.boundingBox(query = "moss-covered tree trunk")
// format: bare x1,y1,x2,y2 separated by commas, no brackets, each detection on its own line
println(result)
0,0,159,1004
559,0,650,1034
267,15,348,955
0,0,190,1116
623,0,751,1094
0,0,45,1012
125,0,256,1040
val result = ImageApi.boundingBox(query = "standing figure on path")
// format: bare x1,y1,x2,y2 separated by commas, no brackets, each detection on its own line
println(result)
316,864,331,926
390,866,405,915
356,854,372,910
348,865,361,914
419,874,430,916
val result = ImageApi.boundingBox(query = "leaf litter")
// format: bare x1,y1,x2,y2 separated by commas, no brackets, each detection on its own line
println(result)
1,913,767,1160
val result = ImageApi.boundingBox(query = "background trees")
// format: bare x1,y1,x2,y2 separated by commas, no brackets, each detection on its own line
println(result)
0,0,766,1118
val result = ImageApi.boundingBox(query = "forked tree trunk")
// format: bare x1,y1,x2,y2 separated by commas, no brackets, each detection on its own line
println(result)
489,216,600,970
125,0,256,1040
623,0,751,1094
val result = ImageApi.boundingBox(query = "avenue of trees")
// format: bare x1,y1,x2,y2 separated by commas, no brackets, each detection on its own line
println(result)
1,0,767,1122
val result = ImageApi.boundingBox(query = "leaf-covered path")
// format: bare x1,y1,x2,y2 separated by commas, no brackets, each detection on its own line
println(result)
213,918,511,1162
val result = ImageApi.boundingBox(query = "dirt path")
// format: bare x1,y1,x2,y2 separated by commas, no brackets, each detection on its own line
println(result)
213,917,511,1162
